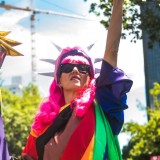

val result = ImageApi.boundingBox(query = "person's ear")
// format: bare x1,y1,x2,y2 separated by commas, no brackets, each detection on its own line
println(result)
58,78,62,88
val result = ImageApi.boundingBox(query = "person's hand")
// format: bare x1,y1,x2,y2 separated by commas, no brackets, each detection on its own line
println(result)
10,156,19,160
21,154,34,160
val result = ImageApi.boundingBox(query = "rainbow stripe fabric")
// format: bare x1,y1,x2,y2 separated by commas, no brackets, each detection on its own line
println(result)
23,100,123,160
60,100,123,160
81,100,122,160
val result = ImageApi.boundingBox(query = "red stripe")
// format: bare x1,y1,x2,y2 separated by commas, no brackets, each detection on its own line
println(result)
22,134,38,160
61,104,95,160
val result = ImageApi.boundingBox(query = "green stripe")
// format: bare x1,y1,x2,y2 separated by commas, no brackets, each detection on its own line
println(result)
93,101,107,160
93,100,122,160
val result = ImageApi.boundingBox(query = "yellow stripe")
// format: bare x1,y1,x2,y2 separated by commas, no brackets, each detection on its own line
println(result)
81,134,95,160
59,103,69,112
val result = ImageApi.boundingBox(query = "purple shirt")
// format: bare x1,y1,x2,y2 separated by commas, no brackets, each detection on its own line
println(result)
0,115,10,160
95,60,133,135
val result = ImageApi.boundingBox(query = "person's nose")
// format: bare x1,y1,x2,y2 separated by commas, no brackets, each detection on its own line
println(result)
72,66,79,73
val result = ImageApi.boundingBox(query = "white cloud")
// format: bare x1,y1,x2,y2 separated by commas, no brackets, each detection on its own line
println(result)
0,11,30,27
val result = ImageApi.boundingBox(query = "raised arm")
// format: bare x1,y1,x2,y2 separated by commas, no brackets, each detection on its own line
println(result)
103,0,123,67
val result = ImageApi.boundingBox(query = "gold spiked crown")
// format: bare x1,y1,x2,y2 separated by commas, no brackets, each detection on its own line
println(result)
0,31,23,56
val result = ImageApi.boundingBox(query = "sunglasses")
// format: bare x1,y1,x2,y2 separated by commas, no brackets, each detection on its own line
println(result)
60,63,90,74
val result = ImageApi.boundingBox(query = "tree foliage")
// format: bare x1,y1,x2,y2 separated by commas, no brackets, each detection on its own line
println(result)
1,83,42,158
84,0,160,48
122,82,160,160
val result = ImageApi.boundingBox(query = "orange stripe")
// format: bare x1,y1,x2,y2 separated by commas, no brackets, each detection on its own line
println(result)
31,104,70,138
81,134,94,160
30,124,50,138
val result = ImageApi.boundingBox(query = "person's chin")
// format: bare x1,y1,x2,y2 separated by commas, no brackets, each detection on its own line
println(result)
71,84,82,90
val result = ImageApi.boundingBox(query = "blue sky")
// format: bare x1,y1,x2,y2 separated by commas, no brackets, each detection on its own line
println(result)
0,0,147,148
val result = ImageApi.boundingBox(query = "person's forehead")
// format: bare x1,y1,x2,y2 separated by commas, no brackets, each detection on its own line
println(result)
61,55,90,65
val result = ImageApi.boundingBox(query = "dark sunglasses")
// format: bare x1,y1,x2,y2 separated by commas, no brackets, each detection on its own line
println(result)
60,63,90,74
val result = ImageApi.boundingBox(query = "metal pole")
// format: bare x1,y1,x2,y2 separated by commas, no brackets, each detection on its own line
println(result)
30,0,36,83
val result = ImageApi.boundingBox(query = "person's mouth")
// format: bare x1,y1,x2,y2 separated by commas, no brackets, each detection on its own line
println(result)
70,76,80,81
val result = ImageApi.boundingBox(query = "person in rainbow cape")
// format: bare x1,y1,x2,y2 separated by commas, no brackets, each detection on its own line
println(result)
21,0,133,159
0,31,23,160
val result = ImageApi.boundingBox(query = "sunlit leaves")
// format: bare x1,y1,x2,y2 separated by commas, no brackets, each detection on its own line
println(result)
150,82,160,109
122,82,160,159
84,0,160,48
1,84,41,158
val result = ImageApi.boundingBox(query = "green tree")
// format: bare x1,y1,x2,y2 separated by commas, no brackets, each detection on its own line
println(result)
122,82,160,160
84,0,160,48
1,83,42,158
